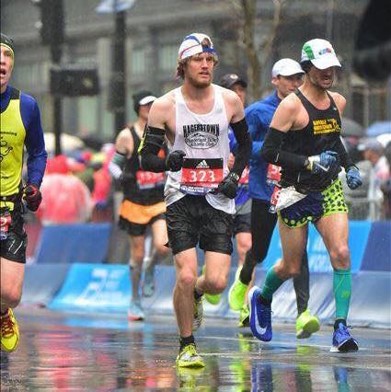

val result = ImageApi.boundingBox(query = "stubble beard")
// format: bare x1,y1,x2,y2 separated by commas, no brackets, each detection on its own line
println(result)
309,74,333,92
186,73,212,89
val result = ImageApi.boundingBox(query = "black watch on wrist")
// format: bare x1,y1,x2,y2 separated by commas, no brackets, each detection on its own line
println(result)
230,172,240,182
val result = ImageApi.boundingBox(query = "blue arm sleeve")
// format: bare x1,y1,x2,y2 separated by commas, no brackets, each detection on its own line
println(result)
245,109,266,160
21,93,47,187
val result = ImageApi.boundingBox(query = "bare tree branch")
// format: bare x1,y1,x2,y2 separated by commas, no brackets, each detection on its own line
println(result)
229,0,286,100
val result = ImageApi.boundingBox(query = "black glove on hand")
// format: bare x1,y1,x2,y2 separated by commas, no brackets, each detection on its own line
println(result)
23,184,42,212
119,172,134,186
165,150,186,172
216,172,240,199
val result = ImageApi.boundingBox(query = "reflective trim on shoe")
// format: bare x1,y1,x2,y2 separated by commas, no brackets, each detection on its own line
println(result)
193,296,204,331
228,268,248,311
128,300,145,321
1,308,20,353
296,309,320,339
176,344,205,368
248,286,272,342
330,323,359,353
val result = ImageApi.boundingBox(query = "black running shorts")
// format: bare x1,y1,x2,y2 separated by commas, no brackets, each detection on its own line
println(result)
119,213,166,236
233,212,251,236
166,195,234,255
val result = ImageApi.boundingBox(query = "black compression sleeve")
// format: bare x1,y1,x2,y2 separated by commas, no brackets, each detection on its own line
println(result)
139,126,167,172
230,118,251,176
261,127,308,170
334,136,354,169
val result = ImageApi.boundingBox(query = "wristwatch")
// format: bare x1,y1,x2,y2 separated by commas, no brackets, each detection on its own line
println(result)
229,172,240,182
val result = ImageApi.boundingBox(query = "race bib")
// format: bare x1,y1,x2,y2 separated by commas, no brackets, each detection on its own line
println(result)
136,170,165,190
180,158,223,195
239,166,249,185
269,185,281,214
0,210,12,241
266,164,281,184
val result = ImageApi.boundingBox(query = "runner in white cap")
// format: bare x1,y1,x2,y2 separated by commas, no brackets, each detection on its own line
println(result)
228,58,320,338
249,38,362,353
139,32,251,368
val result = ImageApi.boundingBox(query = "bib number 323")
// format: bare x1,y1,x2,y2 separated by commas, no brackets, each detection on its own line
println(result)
180,158,223,195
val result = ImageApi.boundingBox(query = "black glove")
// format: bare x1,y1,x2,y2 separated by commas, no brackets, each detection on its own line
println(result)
316,161,341,190
119,172,134,186
215,172,240,199
23,184,42,212
165,150,186,172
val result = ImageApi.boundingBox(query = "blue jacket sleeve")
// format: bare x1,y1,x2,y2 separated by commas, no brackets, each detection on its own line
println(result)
245,108,266,160
21,93,48,187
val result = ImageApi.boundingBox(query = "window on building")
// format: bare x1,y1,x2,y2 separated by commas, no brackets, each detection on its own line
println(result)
13,62,50,94
77,96,99,136
131,47,147,75
159,44,178,72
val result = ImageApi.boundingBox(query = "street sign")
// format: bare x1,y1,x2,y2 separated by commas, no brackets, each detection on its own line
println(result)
96,0,136,13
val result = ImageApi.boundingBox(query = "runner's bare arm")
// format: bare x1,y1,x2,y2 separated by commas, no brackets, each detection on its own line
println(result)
330,92,347,117
109,127,133,179
328,92,354,169
115,127,133,156
269,93,300,132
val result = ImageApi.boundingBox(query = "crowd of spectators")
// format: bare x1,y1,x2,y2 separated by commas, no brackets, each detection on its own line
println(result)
343,133,390,220
24,128,390,228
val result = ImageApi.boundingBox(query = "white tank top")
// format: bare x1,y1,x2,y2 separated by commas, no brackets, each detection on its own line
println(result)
165,84,235,214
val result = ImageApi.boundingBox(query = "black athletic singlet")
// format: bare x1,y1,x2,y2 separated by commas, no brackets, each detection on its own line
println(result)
280,90,342,192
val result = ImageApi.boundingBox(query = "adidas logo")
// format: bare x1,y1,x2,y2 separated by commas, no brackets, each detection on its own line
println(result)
196,160,210,169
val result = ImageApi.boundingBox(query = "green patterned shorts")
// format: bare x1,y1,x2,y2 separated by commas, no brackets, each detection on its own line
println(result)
278,179,348,228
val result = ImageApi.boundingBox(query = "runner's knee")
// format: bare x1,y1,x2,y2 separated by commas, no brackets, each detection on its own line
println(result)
1,289,22,308
205,275,228,294
329,244,350,269
177,267,197,288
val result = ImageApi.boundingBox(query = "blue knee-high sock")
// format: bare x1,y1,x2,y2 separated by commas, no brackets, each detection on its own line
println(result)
260,267,285,302
333,269,352,320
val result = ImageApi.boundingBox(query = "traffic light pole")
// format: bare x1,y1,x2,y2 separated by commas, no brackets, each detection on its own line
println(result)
33,0,64,155
112,10,126,135
51,43,63,156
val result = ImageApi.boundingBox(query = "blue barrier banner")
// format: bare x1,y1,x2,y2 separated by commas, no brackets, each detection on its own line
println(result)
22,264,70,306
35,223,112,264
49,263,130,311
361,221,391,271
262,221,371,272
45,263,390,328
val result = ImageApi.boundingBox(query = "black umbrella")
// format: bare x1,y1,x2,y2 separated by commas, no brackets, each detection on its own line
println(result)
341,118,365,137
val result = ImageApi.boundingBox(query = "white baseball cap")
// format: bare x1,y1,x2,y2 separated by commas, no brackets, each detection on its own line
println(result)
178,33,217,60
301,38,341,69
271,58,304,78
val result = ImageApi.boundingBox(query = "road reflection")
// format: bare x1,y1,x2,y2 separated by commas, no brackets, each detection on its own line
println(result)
1,310,390,391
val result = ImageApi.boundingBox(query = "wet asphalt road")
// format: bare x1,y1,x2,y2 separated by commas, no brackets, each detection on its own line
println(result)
1,307,390,391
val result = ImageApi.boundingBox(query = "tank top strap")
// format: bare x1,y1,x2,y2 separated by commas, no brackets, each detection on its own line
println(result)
129,125,141,150
295,89,336,112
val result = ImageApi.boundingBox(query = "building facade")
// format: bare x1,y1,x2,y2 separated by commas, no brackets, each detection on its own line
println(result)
1,0,388,144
